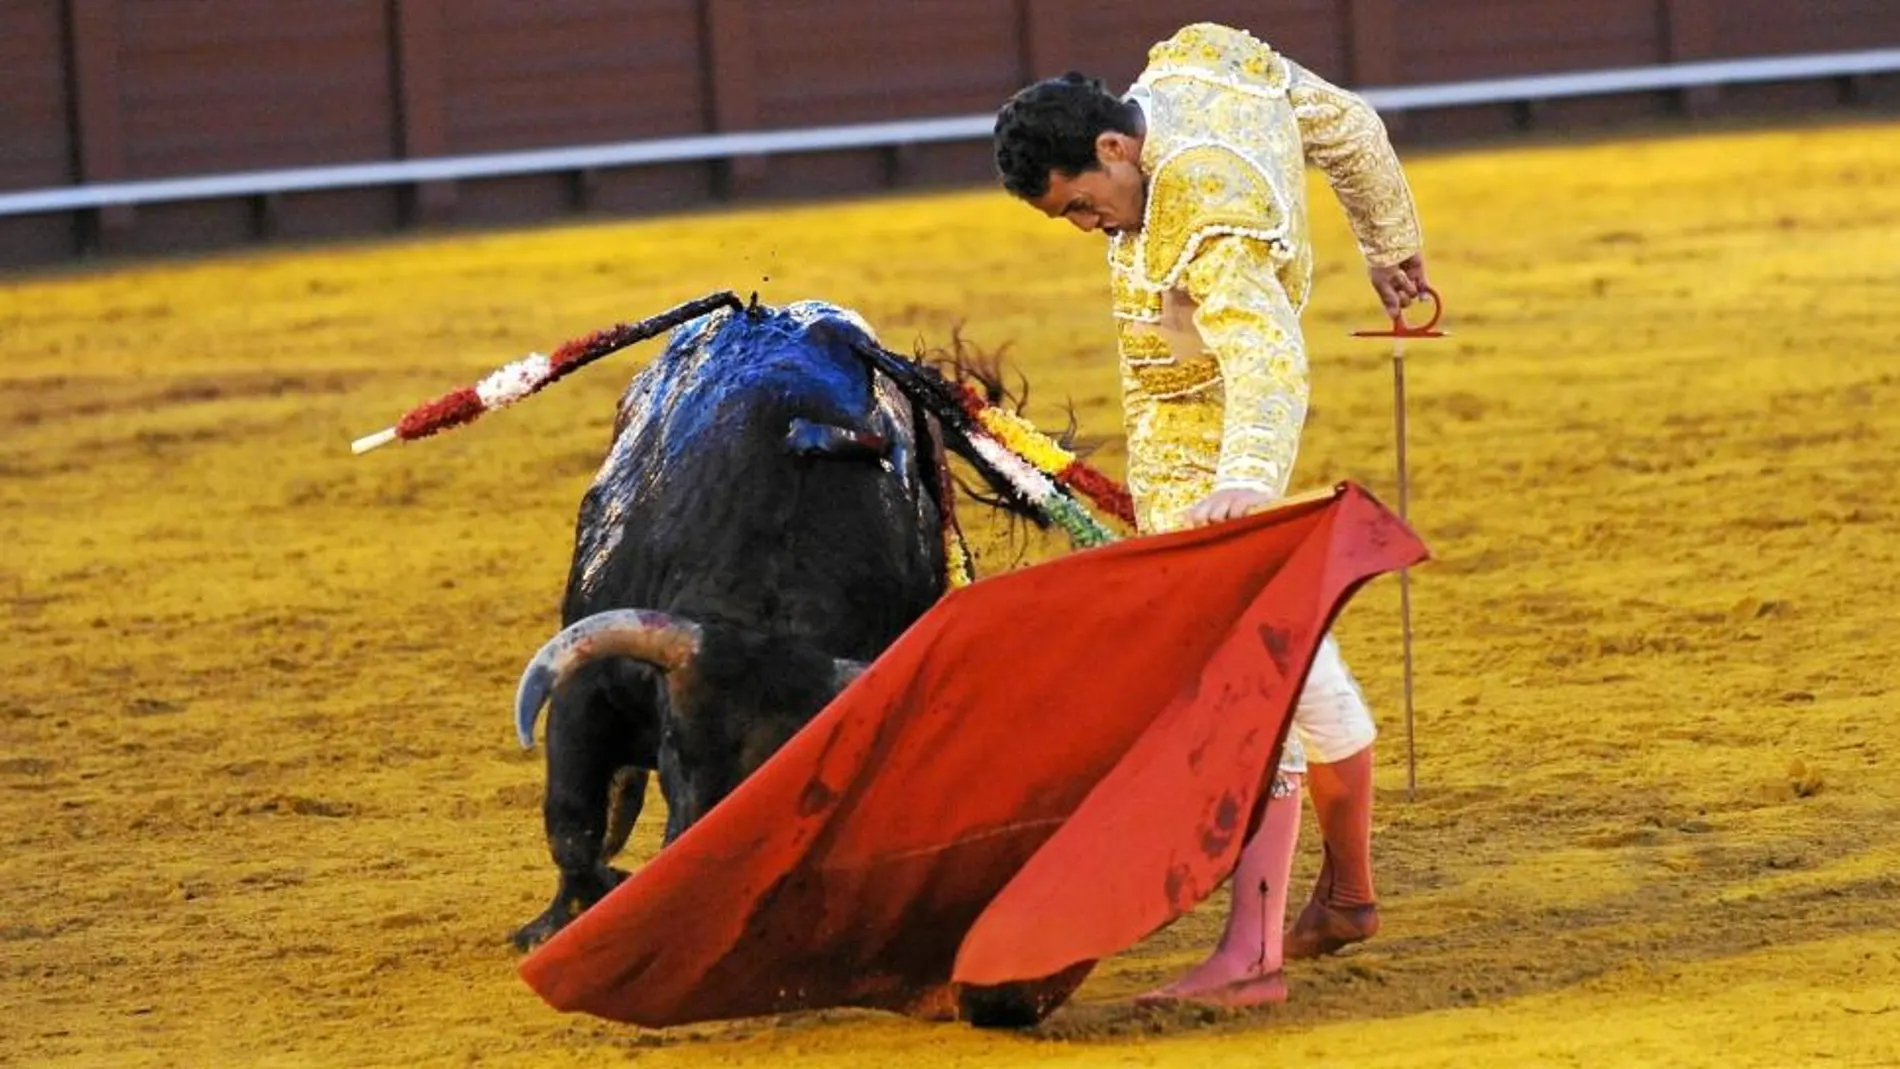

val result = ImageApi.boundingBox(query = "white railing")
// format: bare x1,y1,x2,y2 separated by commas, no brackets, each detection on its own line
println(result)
1,47,1895,218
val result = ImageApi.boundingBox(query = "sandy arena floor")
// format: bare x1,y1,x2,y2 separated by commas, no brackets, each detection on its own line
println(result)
4,118,1899,1068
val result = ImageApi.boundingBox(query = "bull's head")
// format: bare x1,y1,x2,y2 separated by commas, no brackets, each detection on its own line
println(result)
513,609,867,838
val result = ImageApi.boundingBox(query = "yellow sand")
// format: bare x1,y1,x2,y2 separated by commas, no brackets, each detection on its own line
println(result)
4,118,1899,1068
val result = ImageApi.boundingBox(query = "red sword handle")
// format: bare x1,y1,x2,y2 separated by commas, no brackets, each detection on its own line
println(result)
1352,284,1445,338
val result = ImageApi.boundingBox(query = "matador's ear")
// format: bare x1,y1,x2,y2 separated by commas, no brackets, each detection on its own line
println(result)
1096,131,1138,165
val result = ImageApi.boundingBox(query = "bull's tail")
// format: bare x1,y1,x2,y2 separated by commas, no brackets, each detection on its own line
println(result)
514,610,705,749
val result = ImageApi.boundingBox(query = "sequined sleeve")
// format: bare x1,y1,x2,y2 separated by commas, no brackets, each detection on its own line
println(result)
1181,234,1308,497
1287,60,1422,267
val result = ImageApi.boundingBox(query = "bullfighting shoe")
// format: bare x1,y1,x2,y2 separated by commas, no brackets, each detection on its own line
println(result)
1284,898,1380,960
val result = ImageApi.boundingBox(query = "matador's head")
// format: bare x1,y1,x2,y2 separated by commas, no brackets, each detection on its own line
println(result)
992,72,1148,238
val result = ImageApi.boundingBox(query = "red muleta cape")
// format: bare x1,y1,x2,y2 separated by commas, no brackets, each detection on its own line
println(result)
518,480,1428,1027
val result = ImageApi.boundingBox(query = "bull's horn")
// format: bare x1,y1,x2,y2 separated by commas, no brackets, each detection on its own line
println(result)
514,610,703,749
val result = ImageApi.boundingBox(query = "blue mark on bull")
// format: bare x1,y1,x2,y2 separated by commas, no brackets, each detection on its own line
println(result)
576,299,902,599
640,300,884,469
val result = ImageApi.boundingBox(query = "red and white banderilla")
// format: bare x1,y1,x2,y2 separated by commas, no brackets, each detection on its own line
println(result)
349,291,744,455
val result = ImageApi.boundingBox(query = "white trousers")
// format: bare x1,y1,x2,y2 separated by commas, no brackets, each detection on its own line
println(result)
1277,634,1377,774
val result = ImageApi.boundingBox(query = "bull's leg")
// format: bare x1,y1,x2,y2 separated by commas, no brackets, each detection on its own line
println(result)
513,685,640,952
599,765,649,864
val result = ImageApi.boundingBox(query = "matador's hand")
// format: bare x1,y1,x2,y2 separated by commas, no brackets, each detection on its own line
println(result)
1369,254,1429,318
1185,487,1279,528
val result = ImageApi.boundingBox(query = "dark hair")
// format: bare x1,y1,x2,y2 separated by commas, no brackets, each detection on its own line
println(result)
993,72,1141,200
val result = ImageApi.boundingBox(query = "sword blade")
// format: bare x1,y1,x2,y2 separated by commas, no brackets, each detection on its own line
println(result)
1393,338,1417,802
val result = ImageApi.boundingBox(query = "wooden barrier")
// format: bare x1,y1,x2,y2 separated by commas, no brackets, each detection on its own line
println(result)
2,0,1896,268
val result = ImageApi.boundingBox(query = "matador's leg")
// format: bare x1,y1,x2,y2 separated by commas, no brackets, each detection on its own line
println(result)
1287,637,1381,958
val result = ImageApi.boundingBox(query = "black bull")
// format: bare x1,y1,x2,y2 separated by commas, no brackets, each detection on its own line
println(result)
509,296,1037,952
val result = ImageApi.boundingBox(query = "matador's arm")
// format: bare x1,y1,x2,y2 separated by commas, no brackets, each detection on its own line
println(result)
1182,234,1309,498
1287,60,1424,267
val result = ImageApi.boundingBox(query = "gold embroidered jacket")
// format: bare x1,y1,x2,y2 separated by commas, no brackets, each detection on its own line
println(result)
1109,22,1423,533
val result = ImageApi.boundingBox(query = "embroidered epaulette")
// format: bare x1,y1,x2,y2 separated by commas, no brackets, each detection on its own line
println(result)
1140,22,1290,99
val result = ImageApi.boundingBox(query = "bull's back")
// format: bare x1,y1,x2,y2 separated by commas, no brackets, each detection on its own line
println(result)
562,310,943,663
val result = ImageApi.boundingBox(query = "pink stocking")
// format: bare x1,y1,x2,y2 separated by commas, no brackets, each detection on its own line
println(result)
1137,772,1302,1007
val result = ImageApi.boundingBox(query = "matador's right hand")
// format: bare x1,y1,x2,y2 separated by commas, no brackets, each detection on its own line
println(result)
1369,254,1429,318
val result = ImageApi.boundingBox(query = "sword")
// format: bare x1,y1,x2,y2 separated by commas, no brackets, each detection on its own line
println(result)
1351,284,1445,802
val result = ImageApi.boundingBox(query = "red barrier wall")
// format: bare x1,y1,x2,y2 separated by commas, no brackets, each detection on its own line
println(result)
4,0,1897,268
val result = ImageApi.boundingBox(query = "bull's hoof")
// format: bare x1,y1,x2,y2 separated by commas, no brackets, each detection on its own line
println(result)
511,909,572,953
959,985,1043,1030
511,866,629,953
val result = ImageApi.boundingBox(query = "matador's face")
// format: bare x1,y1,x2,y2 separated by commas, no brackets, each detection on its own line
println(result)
1030,132,1147,237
